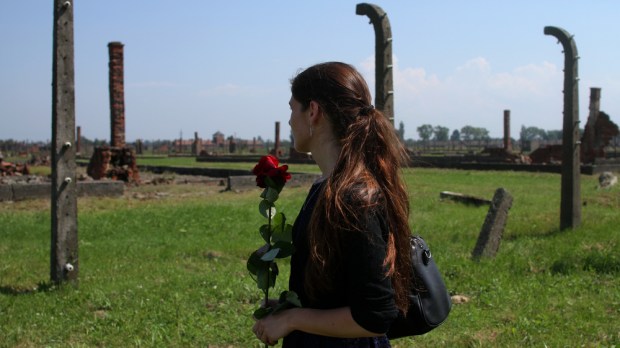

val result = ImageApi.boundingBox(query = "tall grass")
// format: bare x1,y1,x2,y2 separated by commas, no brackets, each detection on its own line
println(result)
1,167,619,347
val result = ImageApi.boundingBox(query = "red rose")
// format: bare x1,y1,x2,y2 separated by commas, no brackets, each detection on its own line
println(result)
252,155,291,189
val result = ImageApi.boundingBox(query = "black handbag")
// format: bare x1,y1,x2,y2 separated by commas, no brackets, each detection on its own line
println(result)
387,235,452,338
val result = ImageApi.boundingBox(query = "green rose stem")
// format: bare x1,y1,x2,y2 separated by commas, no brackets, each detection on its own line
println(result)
265,205,272,315
263,206,272,348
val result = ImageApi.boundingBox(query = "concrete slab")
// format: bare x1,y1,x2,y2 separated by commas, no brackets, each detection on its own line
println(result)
0,184,12,202
12,183,50,201
0,181,124,201
77,181,124,197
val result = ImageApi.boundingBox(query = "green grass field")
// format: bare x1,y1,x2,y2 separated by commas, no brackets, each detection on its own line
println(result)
1,163,619,347
134,155,322,174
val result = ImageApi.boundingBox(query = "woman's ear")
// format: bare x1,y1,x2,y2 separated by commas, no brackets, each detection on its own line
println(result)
308,100,322,125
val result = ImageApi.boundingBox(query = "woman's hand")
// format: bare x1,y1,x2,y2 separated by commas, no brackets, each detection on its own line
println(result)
262,298,279,309
252,308,296,346
252,306,382,345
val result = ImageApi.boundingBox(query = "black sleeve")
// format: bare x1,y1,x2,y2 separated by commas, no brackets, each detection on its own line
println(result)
343,212,399,334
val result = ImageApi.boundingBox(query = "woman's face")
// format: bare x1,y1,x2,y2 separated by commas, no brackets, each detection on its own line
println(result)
288,96,311,153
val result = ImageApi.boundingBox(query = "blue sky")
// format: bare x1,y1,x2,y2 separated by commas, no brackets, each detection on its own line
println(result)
1,1,619,142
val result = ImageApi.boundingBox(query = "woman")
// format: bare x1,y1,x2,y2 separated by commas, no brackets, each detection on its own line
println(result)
252,62,413,347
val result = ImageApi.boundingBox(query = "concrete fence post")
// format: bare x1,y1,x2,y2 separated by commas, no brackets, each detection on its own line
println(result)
472,188,513,260
51,0,78,283
544,26,581,230
356,3,394,125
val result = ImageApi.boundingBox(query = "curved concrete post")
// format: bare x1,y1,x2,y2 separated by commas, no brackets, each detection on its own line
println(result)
356,3,394,125
544,26,581,230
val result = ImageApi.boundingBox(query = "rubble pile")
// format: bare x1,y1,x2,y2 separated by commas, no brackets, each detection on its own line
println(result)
0,158,30,176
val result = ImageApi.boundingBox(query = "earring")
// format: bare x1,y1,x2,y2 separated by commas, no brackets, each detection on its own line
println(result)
309,126,313,137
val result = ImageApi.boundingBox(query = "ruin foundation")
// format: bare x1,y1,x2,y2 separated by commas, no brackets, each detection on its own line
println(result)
87,146,140,183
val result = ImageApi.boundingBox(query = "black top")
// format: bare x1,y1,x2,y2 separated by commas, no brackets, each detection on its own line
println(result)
283,180,398,347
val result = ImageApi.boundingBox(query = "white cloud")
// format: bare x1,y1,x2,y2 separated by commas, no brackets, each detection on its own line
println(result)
488,61,560,97
396,67,441,96
456,57,492,74
359,55,566,138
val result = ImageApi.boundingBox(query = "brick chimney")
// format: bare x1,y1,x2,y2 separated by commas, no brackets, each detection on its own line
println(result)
274,121,281,156
108,42,125,148
503,110,511,151
76,125,81,154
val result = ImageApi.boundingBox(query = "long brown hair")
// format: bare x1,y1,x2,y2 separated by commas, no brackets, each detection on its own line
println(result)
291,62,412,314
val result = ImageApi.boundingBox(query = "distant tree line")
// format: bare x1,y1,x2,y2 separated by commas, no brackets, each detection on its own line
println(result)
519,126,563,142
414,124,491,142
395,122,575,153
399,122,566,143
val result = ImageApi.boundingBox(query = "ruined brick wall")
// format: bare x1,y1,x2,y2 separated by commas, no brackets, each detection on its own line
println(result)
87,146,140,183
582,87,601,163
582,111,619,163
529,145,563,164
108,42,125,148
87,147,111,180
581,88,619,163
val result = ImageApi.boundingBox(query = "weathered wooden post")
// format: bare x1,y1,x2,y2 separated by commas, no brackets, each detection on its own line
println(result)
51,0,78,283
544,26,581,230
472,188,513,261
356,3,394,125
